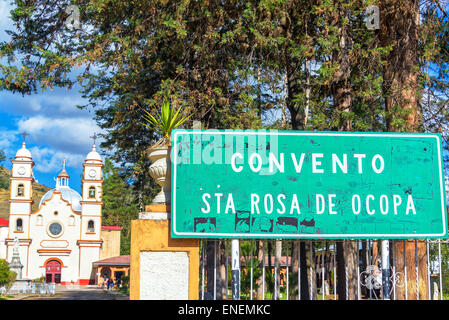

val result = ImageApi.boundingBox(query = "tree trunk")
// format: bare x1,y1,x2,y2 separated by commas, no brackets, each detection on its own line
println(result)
299,241,310,299
345,240,358,300
361,241,368,298
299,241,317,300
380,0,428,300
267,240,273,297
217,240,227,299
372,240,380,266
274,239,282,300
256,240,264,300
206,240,216,299
336,241,358,300
336,241,346,300
290,240,299,299
380,0,421,133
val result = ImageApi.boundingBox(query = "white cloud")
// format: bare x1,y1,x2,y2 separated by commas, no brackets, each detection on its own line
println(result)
17,115,103,155
29,146,85,175
0,88,89,118
0,128,19,158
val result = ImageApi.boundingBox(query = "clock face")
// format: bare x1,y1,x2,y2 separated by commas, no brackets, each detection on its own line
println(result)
89,169,96,178
17,166,26,175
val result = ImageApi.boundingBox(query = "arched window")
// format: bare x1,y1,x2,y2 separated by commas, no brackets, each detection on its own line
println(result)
17,184,24,197
69,215,75,226
37,215,43,226
88,186,96,199
87,220,95,233
16,218,23,231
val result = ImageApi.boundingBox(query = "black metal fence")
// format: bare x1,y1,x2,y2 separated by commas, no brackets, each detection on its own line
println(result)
199,239,449,300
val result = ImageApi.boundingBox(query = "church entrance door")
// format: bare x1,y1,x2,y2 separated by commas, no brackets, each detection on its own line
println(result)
45,260,62,283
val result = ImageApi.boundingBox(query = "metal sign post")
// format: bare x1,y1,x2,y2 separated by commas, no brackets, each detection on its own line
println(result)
231,239,240,300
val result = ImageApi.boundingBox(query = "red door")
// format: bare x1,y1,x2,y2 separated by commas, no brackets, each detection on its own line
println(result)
45,260,61,283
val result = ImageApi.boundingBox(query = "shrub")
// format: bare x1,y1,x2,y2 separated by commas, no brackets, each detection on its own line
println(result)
0,260,17,295
0,260,10,286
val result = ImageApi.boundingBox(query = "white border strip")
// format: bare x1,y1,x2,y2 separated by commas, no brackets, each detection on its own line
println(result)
172,131,447,238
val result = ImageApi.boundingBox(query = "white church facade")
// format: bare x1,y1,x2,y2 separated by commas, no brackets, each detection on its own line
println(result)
4,141,110,285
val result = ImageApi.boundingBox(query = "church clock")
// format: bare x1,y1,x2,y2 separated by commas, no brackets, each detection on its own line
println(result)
18,166,26,175
88,169,96,178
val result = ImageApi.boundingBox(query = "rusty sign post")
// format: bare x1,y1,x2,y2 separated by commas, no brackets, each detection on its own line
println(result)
171,130,448,240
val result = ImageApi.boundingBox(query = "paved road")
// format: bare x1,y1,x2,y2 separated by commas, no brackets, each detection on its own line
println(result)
20,286,129,300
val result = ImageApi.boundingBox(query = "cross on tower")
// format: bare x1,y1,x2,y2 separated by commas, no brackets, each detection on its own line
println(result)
90,133,98,146
62,158,67,170
20,132,29,143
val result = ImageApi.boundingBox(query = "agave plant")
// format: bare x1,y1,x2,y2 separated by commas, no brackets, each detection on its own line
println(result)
142,100,192,146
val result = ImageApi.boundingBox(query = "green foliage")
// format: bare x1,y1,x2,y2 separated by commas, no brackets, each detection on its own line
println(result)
6,271,17,291
0,259,10,286
240,240,262,297
102,158,153,255
33,276,45,283
0,259,16,292
119,275,130,295
0,152,7,190
429,242,449,295
141,100,192,145
0,177,8,190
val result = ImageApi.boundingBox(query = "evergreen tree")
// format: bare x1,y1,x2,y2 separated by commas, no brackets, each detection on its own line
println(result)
102,158,141,255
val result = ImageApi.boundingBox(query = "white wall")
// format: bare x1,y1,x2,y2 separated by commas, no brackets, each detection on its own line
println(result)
0,226,8,260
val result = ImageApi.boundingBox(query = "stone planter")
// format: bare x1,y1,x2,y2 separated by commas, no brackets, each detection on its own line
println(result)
148,145,171,205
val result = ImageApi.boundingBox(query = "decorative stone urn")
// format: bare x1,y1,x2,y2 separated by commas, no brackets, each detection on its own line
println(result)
148,145,171,205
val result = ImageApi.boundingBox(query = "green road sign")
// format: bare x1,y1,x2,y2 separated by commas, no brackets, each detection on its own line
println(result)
171,130,448,239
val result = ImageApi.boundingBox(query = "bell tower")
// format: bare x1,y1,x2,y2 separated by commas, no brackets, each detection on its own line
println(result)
78,141,104,284
7,137,34,276
9,141,34,237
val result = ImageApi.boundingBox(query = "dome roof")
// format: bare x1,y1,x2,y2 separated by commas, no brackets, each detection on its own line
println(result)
58,169,70,178
39,186,82,212
85,145,102,163
15,142,32,160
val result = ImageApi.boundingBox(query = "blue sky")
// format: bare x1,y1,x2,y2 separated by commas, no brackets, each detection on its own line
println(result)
0,2,103,192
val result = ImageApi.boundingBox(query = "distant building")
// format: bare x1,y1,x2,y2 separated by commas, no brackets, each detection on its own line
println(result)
93,225,130,286
2,141,124,285
93,254,130,287
100,226,122,260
